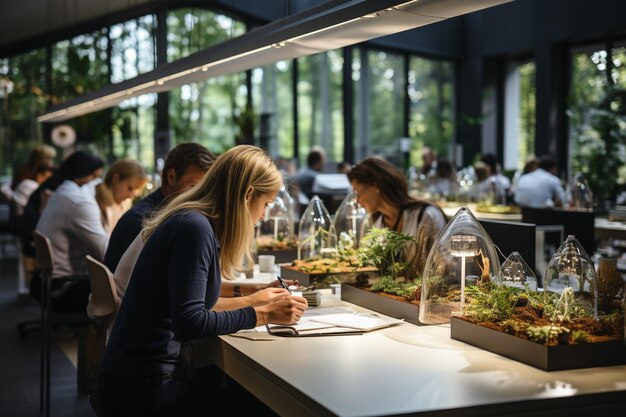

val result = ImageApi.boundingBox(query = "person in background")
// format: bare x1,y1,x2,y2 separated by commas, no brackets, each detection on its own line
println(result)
426,156,457,200
480,152,511,192
98,145,308,417
103,143,215,273
295,145,326,201
34,151,106,312
337,161,352,174
94,158,148,234
348,156,447,277
420,147,437,177
510,154,539,196
514,154,565,208
473,160,492,201
1,144,57,295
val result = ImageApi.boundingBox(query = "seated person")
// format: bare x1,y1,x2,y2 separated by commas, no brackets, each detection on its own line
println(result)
34,151,107,312
295,145,326,201
348,156,448,277
514,155,565,208
97,145,308,417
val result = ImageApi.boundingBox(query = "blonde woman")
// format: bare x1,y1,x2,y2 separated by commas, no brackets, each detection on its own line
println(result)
95,158,148,234
98,145,307,417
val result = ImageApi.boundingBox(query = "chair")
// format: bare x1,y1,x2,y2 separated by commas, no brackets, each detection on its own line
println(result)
33,230,91,417
85,255,120,394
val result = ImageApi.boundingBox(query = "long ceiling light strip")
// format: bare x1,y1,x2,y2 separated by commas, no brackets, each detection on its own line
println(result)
37,0,511,123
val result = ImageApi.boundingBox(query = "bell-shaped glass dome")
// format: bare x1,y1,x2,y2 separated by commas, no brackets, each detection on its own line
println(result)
500,251,538,292
544,234,598,319
418,207,501,324
332,191,369,251
256,186,297,251
567,173,594,210
298,195,337,260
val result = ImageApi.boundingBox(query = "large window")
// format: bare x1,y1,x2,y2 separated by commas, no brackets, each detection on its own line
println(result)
298,51,344,166
503,60,536,172
167,8,247,153
569,43,626,203
353,49,405,165
408,56,455,167
252,60,294,158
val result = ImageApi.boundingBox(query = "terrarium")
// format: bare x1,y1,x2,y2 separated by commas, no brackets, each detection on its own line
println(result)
297,195,337,260
500,251,538,292
256,186,297,251
332,191,369,252
418,206,501,324
544,234,598,319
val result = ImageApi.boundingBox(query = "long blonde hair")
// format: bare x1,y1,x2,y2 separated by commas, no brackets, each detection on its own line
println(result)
96,158,148,207
142,145,282,279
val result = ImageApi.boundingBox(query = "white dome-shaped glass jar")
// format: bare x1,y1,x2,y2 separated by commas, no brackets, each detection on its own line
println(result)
333,191,369,251
500,251,538,292
256,186,296,251
418,207,501,324
544,234,598,319
298,195,337,260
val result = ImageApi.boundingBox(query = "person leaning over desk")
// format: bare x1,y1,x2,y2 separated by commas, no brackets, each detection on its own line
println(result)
97,145,308,417
348,156,448,277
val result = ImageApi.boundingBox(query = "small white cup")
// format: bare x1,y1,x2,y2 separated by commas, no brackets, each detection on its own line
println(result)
258,255,276,273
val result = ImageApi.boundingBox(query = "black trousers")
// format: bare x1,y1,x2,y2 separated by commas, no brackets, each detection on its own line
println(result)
98,366,278,417
30,272,91,313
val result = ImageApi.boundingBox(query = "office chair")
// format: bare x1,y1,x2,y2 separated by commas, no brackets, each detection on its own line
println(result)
33,231,91,417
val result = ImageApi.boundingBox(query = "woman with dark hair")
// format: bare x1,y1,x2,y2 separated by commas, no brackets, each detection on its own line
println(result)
348,156,447,276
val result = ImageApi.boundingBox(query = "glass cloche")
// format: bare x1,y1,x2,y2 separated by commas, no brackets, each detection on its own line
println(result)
418,207,501,324
256,186,297,251
544,234,598,319
298,195,337,260
500,251,538,292
332,191,369,251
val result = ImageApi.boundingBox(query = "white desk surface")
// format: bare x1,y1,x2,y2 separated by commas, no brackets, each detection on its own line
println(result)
191,292,626,417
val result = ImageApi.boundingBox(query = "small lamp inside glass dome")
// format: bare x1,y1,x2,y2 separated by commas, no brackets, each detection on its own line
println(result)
544,234,598,319
298,195,337,260
256,186,296,250
500,251,538,292
419,207,501,324
333,191,369,250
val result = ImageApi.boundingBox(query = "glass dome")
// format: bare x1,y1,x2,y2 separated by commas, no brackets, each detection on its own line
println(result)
418,207,501,324
332,191,369,251
256,186,297,251
544,234,598,319
500,251,538,292
298,195,337,260
567,172,594,210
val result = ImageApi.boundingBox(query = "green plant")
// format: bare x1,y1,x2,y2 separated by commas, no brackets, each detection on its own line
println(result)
371,276,421,301
357,227,415,280
526,325,569,345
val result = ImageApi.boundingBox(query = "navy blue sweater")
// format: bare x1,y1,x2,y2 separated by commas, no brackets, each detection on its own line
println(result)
99,210,256,380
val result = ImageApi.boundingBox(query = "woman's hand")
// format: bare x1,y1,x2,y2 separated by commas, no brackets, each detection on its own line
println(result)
254,295,308,326
246,287,290,307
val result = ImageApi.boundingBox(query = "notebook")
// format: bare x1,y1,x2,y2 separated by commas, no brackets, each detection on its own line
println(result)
264,312,404,337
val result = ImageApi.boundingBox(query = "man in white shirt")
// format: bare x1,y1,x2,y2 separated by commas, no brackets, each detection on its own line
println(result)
35,151,106,312
514,155,565,209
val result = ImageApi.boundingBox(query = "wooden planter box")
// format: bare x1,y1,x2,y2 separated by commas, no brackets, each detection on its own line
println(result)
279,265,377,288
450,317,626,371
341,283,421,326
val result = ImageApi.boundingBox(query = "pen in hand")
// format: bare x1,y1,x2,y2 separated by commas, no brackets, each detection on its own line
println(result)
277,276,291,293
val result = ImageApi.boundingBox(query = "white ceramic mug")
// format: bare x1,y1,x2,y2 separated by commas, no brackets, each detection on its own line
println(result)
258,255,276,273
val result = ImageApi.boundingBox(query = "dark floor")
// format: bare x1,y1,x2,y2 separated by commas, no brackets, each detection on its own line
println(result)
0,252,94,417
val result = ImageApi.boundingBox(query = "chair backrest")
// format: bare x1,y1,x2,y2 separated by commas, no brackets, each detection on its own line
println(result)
33,230,54,276
85,255,120,321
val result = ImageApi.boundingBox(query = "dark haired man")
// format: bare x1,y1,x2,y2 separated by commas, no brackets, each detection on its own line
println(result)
514,154,565,208
103,142,216,272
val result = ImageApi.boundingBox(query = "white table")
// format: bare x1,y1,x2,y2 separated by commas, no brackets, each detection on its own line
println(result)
190,292,626,417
